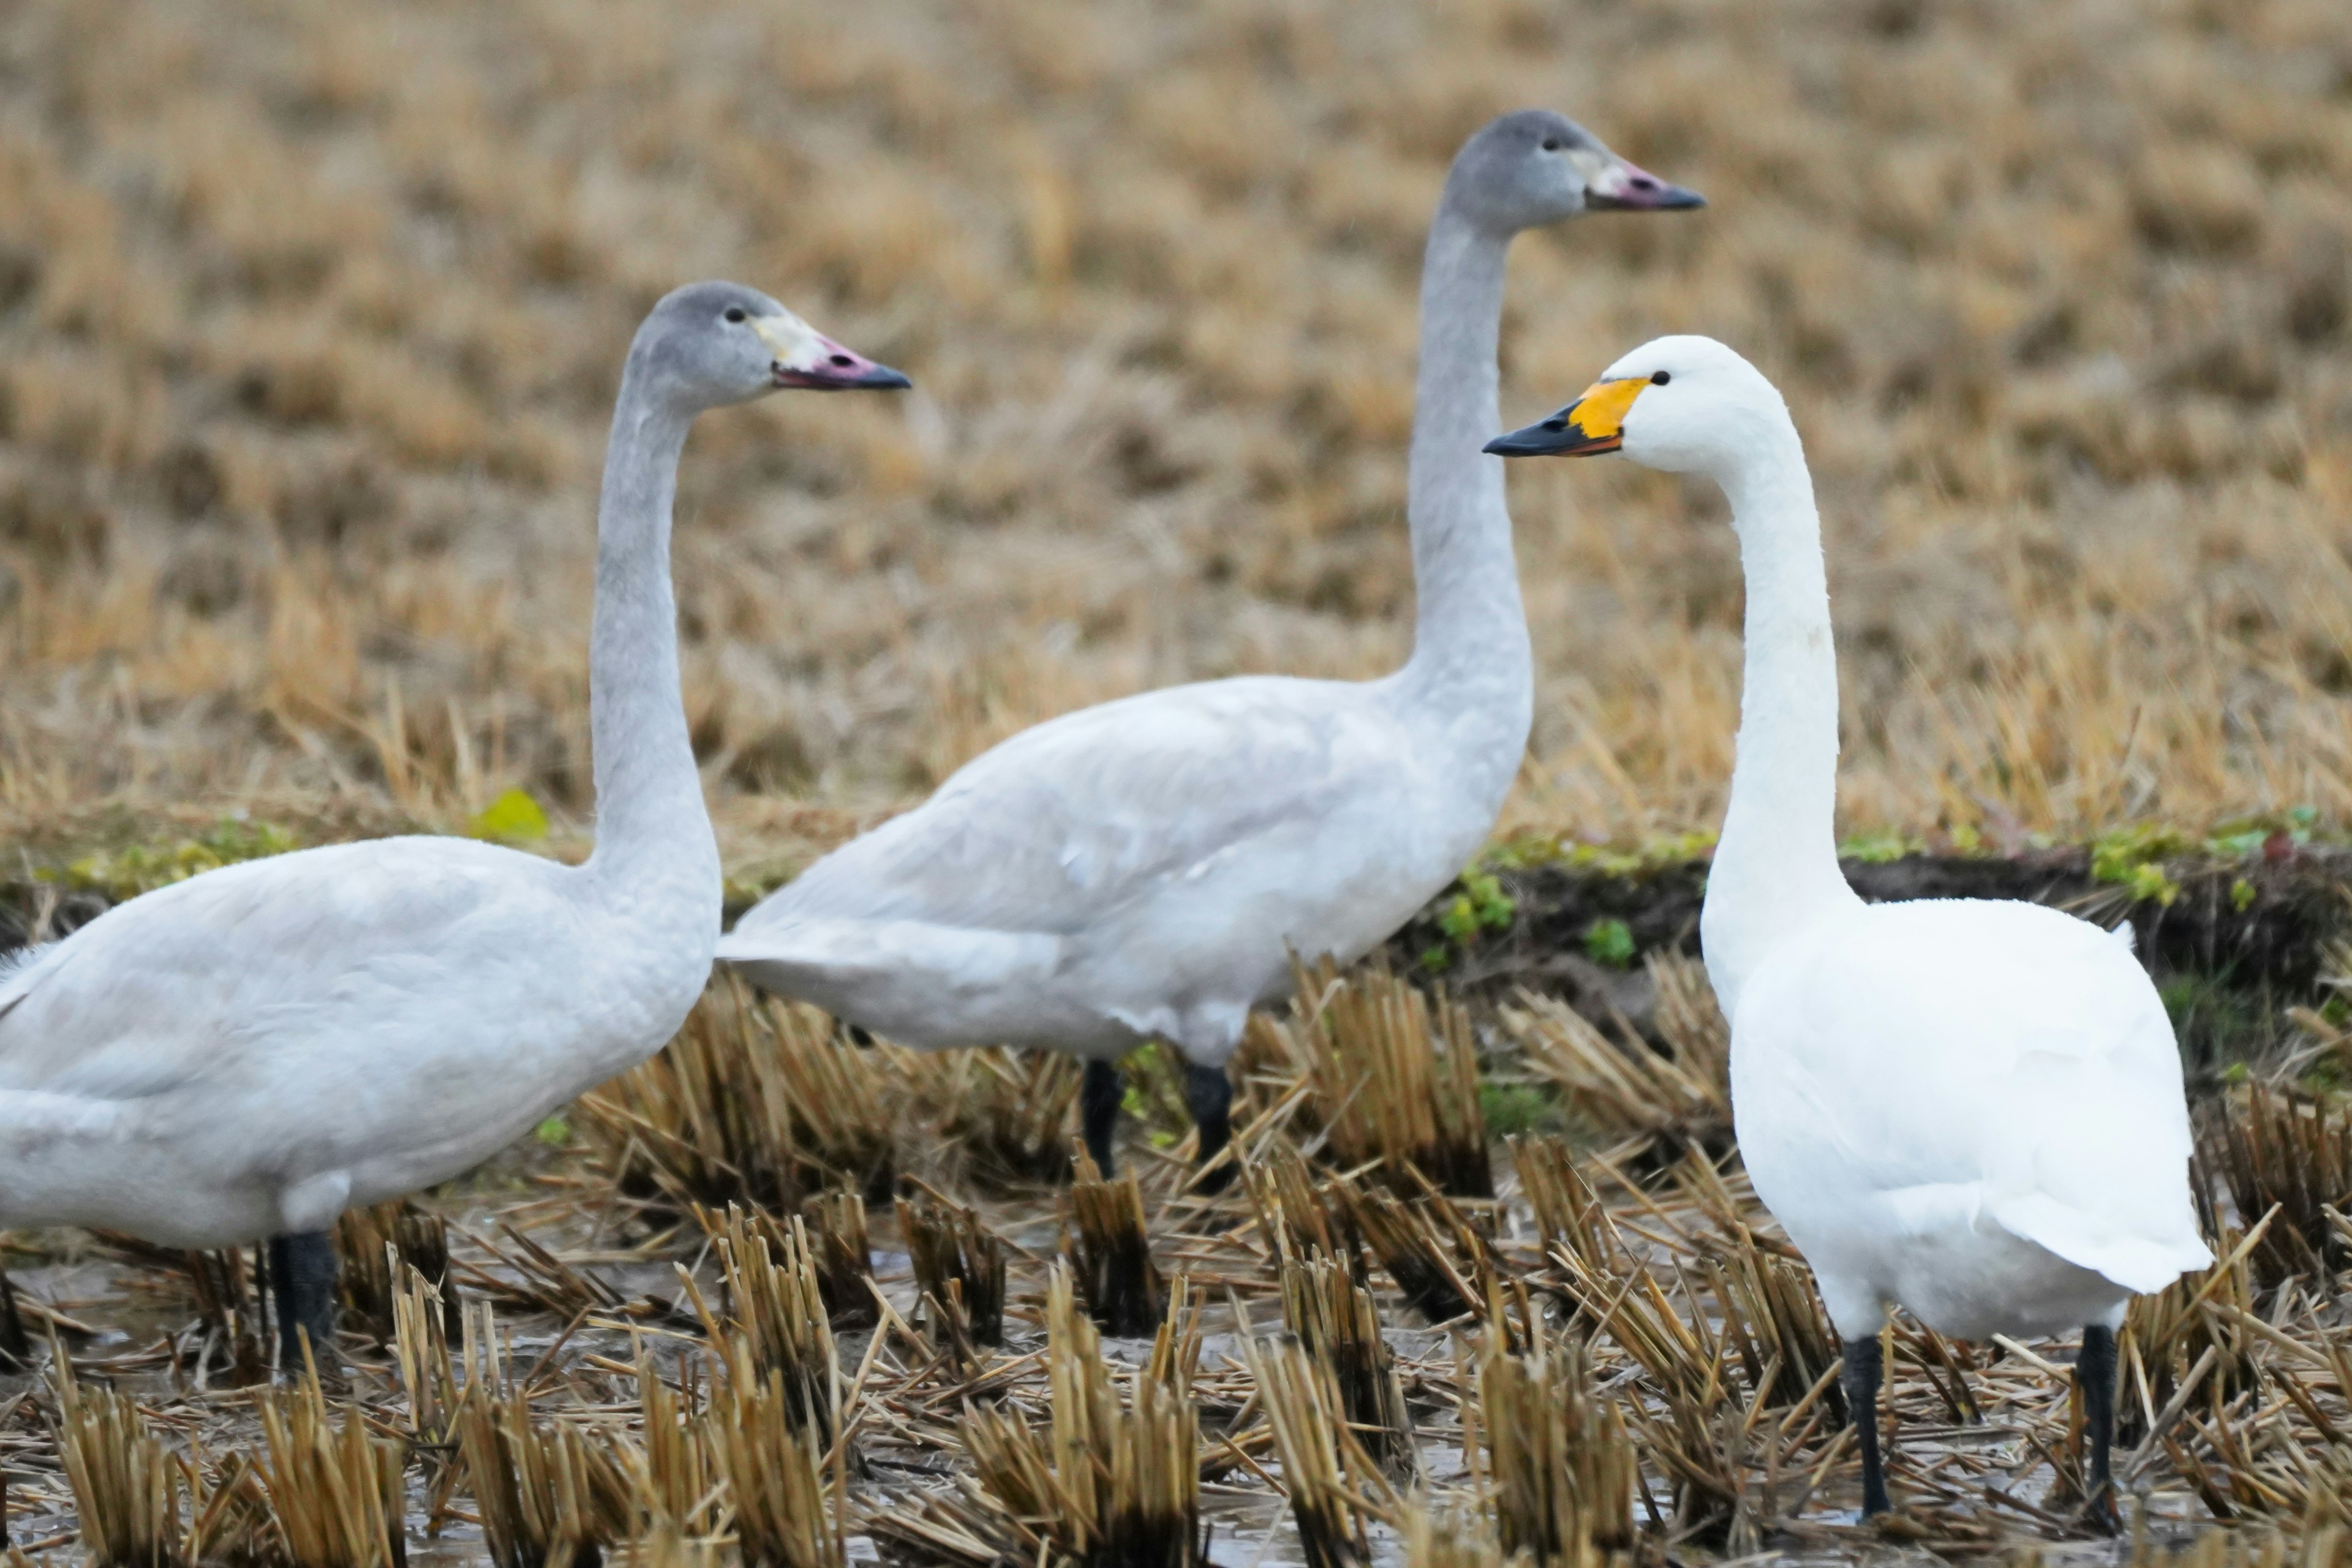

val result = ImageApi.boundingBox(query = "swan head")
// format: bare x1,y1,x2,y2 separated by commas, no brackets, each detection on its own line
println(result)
629,281,912,411
1444,110,1704,234
1485,335,1792,478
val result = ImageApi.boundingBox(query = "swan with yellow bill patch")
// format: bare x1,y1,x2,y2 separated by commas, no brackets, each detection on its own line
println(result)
1488,335,2211,1528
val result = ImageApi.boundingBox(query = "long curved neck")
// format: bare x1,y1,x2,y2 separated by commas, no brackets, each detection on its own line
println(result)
1699,418,1861,1018
1395,199,1532,790
581,372,718,900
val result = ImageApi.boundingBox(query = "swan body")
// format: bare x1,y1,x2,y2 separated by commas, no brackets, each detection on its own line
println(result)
726,671,1500,1065
0,837,681,1246
723,110,1702,1175
1489,335,2207,1515
1730,899,2206,1340
0,282,907,1356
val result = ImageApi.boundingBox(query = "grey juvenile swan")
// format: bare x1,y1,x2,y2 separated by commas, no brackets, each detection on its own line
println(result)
0,283,907,1367
720,112,1702,1183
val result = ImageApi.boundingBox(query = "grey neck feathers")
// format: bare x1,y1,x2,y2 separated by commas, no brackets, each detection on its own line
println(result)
1395,196,1533,796
581,374,720,899
1699,425,1861,1017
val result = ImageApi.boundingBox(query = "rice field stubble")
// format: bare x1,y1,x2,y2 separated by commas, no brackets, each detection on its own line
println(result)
9,968,2352,1565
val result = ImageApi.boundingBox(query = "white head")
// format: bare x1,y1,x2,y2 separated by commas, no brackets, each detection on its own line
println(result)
1484,336,1795,483
626,281,911,414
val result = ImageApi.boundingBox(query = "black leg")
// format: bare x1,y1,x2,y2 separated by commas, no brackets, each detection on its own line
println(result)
1844,1333,1890,1517
1081,1058,1123,1177
1184,1062,1235,1193
268,1231,340,1376
0,1269,30,1373
2079,1322,2119,1532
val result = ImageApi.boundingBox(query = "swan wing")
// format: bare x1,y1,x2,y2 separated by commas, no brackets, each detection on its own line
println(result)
0,837,596,1115
725,676,1419,943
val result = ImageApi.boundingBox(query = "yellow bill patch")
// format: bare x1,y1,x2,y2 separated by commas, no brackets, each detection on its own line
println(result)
1563,376,1649,447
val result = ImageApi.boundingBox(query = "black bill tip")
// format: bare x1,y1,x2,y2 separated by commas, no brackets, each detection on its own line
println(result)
1485,413,1611,458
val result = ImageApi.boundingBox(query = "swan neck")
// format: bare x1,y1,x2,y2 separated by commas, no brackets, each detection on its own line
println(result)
1396,202,1531,780
1700,423,1858,1016
583,373,718,895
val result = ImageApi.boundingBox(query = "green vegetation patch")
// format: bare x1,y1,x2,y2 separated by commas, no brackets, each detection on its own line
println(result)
39,816,301,901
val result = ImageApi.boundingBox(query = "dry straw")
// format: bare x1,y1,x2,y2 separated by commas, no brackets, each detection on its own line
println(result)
1066,1152,1165,1337
692,1205,840,1444
1242,1331,1399,1568
799,1189,876,1332
56,1355,184,1568
1279,1250,1415,1476
707,1362,849,1568
960,1265,1202,1567
1477,1321,1639,1567
924,1047,1087,1188
1246,955,1491,1198
899,1186,1008,1350
1505,954,1732,1166
2201,1085,2352,1291
336,1198,456,1343
252,1363,410,1568
581,982,891,1216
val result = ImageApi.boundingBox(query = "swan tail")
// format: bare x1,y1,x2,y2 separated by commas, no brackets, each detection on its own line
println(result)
714,917,1065,1049
1994,1193,2215,1295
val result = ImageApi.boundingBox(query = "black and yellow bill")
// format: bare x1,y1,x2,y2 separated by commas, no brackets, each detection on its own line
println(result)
1484,376,1648,457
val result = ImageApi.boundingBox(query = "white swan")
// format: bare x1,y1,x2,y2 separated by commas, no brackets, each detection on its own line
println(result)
1488,337,2211,1521
0,282,908,1366
718,111,1702,1184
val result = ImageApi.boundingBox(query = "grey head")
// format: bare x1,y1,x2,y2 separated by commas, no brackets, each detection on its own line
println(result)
1442,109,1704,235
627,281,912,413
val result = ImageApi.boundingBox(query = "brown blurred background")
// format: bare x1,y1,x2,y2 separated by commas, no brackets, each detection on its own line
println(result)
1,0,2348,875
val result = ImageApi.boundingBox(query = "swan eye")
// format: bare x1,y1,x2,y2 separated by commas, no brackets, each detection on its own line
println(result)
1651,371,1672,386
723,306,748,324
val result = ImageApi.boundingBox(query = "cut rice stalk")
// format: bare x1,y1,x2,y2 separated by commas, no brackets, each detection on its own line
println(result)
899,1187,1007,1350
924,1046,1087,1189
454,1384,632,1568
1504,954,1731,1167
1067,1153,1165,1338
1479,1319,1640,1564
580,981,891,1217
251,1362,409,1568
1279,1251,1415,1476
708,1362,848,1568
693,1205,839,1444
1250,955,1491,1199
2201,1085,2352,1292
336,1199,456,1343
1342,1177,1494,1324
55,1354,184,1568
1242,1139,1363,1277
961,1264,1203,1567
800,1189,877,1332
1242,1333,1398,1568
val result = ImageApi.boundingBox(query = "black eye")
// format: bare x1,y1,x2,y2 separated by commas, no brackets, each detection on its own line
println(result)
1651,370,1672,385
1540,137,1562,152
724,306,747,324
